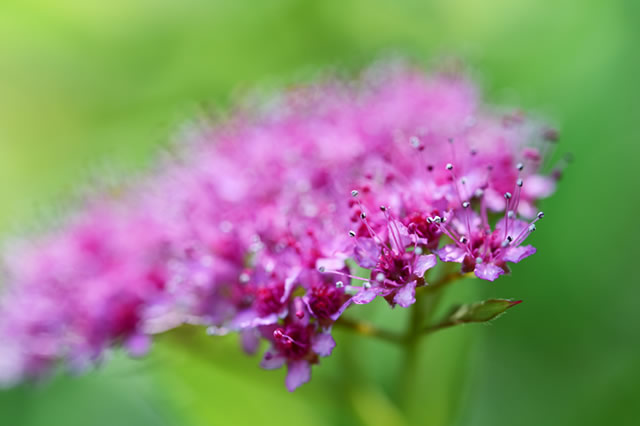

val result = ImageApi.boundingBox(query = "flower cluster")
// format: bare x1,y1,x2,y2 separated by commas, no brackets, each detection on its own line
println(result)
0,61,562,390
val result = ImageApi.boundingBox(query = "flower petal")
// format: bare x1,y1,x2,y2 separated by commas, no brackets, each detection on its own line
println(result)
240,329,260,355
474,263,504,281
503,245,536,263
260,351,285,370
435,245,466,263
312,333,336,357
124,334,151,358
354,238,379,269
393,281,416,308
352,287,382,304
524,175,556,199
413,254,437,277
286,360,311,392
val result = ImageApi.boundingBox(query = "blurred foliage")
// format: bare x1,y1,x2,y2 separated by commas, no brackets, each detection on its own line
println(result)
0,0,638,425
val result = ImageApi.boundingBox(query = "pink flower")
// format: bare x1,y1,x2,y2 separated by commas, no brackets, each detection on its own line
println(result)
0,60,561,389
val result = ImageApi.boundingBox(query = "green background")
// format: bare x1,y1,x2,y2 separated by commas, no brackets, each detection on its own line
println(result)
1,1,638,425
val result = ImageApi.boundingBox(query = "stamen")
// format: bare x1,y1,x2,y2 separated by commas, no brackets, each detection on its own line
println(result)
336,281,344,288
503,192,512,240
512,213,545,246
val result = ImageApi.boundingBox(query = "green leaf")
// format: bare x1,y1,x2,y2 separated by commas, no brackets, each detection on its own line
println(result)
426,299,522,334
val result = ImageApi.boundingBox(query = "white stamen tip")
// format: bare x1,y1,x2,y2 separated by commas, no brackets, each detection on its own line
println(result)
376,273,385,282
446,163,453,170
529,224,537,232
363,282,372,289
462,201,470,209
351,190,359,197
318,266,326,272
475,257,483,264
474,188,484,198
379,205,386,211
360,212,367,220
504,192,512,199
507,210,515,219
537,212,545,219
517,162,524,171
239,273,250,283
409,136,420,148
461,178,467,185
517,178,523,187
415,247,423,255
335,281,344,288
460,236,468,244
348,230,356,237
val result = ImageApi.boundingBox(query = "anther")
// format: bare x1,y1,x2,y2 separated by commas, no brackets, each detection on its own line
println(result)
415,247,423,255
474,188,484,198
446,163,453,170
475,257,483,264
537,212,545,219
462,201,470,209
318,266,326,273
507,210,515,219
507,235,513,242
351,189,359,198
409,136,420,148
460,236,468,244
376,273,385,282
348,230,356,237
336,281,344,288
360,212,367,220
517,178,523,187
461,178,467,185
517,162,524,171
363,282,372,289
504,192,512,200
529,224,537,232
379,205,387,212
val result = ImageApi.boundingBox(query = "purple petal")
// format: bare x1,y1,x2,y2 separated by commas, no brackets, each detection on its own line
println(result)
354,238,379,269
352,288,382,304
503,245,536,263
329,298,354,321
312,333,335,357
393,281,416,308
413,254,437,277
474,263,505,281
435,245,466,263
124,334,151,358
285,360,311,392
240,329,260,355
260,351,285,370
232,310,280,329
315,258,345,272
281,267,301,303
524,175,556,199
